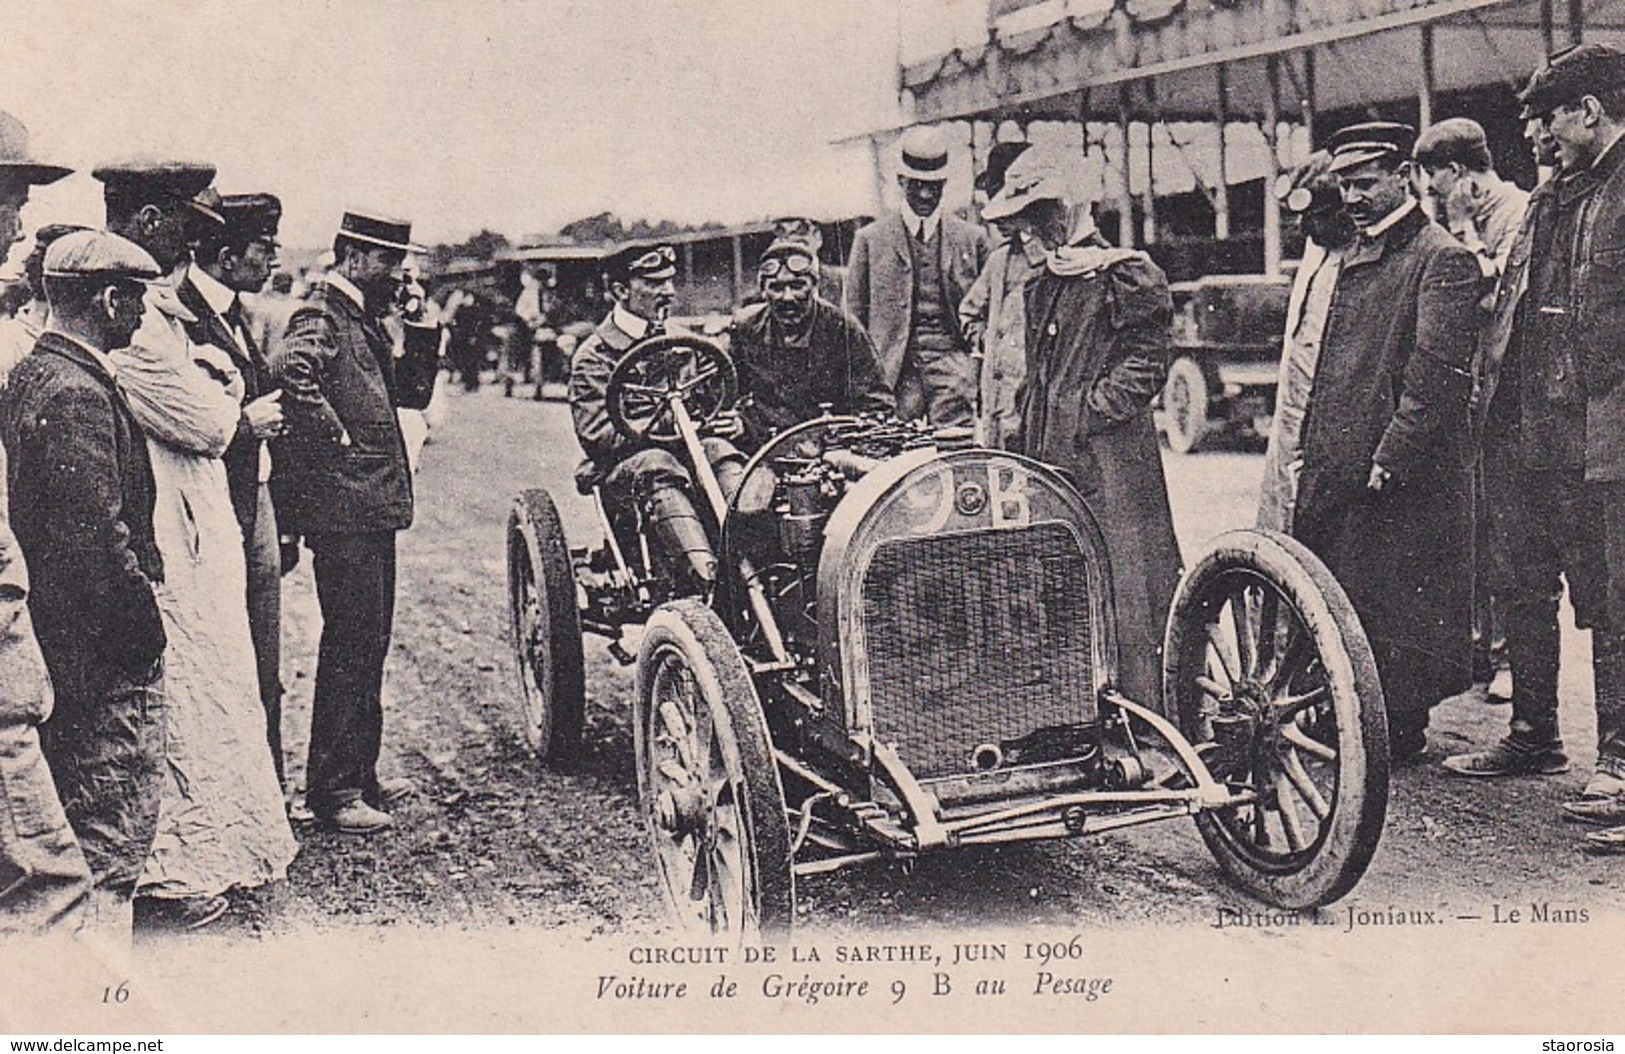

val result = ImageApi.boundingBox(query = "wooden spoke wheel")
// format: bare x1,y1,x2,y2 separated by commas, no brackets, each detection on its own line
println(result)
1162,355,1210,454
607,334,738,443
1163,529,1388,908
507,488,586,763
634,600,794,940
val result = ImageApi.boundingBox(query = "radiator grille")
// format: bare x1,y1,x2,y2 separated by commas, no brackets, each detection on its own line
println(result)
859,521,1096,779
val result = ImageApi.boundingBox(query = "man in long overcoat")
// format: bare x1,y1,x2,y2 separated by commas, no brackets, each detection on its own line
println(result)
843,127,987,427
1293,122,1483,760
984,149,1183,710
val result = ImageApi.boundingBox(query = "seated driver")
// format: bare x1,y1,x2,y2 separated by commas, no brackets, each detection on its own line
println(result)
568,244,744,592
728,235,894,451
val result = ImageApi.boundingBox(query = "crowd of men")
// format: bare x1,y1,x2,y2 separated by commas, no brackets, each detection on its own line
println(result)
5,36,1625,953
565,42,1625,859
0,116,439,948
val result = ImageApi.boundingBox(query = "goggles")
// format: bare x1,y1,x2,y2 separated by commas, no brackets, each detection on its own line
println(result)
629,246,676,272
758,253,816,279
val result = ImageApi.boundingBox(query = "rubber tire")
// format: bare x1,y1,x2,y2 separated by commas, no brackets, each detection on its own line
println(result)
507,488,586,764
635,599,794,940
1163,356,1210,454
1163,528,1388,908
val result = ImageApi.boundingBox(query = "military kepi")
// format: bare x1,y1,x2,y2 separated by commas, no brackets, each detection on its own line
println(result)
1326,122,1417,173
336,211,423,254
1518,43,1625,118
91,158,222,224
41,229,162,282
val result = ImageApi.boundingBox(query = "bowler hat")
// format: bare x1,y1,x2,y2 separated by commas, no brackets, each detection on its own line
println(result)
336,211,424,254
897,127,951,182
92,158,222,224
0,112,69,186
1518,43,1625,119
1326,122,1417,173
42,229,162,282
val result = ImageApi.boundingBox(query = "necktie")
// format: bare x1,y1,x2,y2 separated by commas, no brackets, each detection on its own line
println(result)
225,295,247,349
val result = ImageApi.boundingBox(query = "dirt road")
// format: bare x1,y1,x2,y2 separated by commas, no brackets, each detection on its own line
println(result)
208,385,1625,942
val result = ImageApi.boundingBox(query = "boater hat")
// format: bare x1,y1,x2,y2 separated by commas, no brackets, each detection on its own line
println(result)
897,126,951,182
336,211,424,254
0,111,70,186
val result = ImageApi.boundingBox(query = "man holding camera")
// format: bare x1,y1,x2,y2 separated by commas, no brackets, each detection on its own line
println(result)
270,212,438,835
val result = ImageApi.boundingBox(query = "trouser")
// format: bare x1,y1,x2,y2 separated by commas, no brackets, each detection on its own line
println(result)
305,531,396,816
1487,444,1625,760
245,484,284,786
602,442,744,590
1472,455,1509,677
0,718,91,935
894,342,977,428
38,667,165,942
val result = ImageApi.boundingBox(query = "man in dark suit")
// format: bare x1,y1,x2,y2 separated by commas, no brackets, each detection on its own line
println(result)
0,112,93,936
0,230,167,940
1292,122,1483,761
270,212,438,835
180,192,289,785
843,126,988,427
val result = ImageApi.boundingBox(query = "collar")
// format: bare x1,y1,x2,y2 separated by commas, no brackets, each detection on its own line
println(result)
1362,198,1417,239
188,263,237,318
42,326,117,378
901,208,941,242
611,302,651,342
322,270,367,311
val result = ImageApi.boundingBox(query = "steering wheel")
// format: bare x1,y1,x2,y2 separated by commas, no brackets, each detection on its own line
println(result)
606,334,739,443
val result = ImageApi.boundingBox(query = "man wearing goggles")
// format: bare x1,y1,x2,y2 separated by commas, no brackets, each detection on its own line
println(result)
728,237,893,450
569,243,746,593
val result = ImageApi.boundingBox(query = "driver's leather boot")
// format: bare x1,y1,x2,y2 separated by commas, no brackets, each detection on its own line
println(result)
643,486,717,593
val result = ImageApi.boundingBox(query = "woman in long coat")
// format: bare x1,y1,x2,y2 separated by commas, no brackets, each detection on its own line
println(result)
113,273,297,924
987,153,1184,710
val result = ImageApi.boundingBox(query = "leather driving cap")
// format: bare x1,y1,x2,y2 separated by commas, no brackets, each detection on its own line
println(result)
92,158,223,223
221,193,282,240
1518,43,1625,119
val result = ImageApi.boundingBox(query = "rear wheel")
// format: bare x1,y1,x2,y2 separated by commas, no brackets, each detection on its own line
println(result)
1163,356,1210,454
507,488,586,763
635,599,794,940
1163,529,1388,908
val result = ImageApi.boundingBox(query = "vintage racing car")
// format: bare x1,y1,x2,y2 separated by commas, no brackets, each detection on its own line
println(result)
507,334,1389,938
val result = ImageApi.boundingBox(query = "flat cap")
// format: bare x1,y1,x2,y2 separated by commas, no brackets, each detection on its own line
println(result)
336,210,423,253
1518,43,1625,119
897,126,951,182
1326,121,1417,173
1414,117,1493,169
42,229,162,282
221,193,282,240
92,158,222,223
0,111,70,186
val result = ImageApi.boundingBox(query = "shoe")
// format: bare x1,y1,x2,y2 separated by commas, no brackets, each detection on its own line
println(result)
1561,773,1625,825
1485,667,1513,704
371,776,417,808
1583,825,1625,853
1441,734,1570,777
321,800,395,835
136,894,229,931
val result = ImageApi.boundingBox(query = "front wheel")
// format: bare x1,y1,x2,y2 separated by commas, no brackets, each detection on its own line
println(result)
635,600,794,940
1163,529,1388,908
507,488,586,763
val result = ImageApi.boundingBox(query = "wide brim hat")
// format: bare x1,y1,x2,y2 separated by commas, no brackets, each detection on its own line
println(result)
92,157,223,224
981,148,1070,221
897,126,951,182
1326,121,1417,174
337,210,425,254
0,112,70,185
976,141,1031,197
